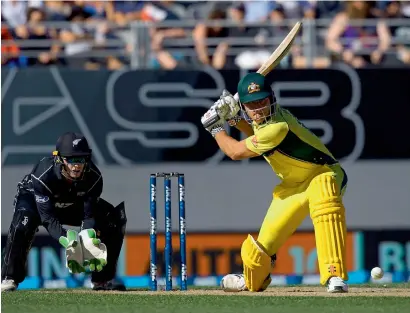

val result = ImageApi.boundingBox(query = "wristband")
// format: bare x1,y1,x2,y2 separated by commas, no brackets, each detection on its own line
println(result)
211,125,224,137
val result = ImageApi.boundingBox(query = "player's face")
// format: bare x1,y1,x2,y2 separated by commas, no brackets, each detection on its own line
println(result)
63,157,86,179
243,97,272,124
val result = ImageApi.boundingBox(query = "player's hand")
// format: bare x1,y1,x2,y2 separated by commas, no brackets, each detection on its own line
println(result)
212,89,241,121
79,229,107,272
201,106,225,137
59,230,86,274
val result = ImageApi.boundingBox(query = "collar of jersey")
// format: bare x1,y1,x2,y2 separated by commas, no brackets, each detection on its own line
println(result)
252,103,279,129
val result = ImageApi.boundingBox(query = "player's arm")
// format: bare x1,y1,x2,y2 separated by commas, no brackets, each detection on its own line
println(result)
236,120,254,137
31,175,66,241
80,171,107,272
82,170,103,230
202,103,289,159
228,117,254,137
244,123,289,157
210,89,254,137
214,130,258,160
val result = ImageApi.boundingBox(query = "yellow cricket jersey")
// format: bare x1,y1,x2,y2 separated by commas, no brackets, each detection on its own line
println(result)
245,104,339,183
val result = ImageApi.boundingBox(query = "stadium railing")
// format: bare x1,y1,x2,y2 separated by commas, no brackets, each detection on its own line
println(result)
1,18,409,69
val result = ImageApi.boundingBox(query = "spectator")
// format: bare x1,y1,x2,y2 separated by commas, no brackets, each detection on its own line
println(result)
142,1,187,69
303,1,342,19
229,2,272,70
266,5,300,68
326,1,391,68
110,0,143,26
243,1,270,22
386,1,410,65
59,6,126,70
193,9,229,69
13,8,60,66
80,1,112,20
59,6,97,68
2,0,28,27
43,1,72,21
269,0,306,20
1,25,21,67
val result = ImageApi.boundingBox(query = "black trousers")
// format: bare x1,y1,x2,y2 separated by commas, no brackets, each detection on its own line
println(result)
1,192,127,284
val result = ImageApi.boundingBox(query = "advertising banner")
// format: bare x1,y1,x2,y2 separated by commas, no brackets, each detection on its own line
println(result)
2,231,409,289
2,67,410,166
362,230,410,272
2,67,410,232
126,232,356,276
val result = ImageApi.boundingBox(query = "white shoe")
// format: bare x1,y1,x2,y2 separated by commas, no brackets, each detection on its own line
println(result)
1,279,18,292
220,274,247,292
327,277,348,293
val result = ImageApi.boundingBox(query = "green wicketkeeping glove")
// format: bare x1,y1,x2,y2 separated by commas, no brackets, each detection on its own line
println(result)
59,230,86,274
79,229,107,272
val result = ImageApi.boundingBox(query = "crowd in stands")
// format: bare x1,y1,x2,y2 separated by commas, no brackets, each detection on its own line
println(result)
1,1,410,70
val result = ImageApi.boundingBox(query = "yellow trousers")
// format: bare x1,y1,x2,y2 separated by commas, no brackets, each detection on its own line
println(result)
256,165,348,285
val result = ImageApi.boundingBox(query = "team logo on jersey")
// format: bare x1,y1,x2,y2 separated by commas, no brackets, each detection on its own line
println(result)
55,202,73,208
35,195,49,203
248,82,260,94
72,139,81,147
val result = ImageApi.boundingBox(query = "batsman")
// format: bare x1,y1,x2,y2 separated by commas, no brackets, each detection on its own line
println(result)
1,132,127,291
201,72,349,293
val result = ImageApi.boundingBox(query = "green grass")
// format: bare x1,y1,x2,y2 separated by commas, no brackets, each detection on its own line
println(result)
2,285,410,313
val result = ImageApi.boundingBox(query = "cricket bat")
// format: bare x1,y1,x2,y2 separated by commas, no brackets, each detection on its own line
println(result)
233,21,303,100
202,21,302,128
256,21,303,76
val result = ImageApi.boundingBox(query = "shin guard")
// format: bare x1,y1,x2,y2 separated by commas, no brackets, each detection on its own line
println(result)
241,235,272,292
308,173,348,285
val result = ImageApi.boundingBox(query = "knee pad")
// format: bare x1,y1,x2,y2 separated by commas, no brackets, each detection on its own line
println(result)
308,173,348,285
115,202,127,226
98,200,127,228
103,202,127,237
11,208,40,236
241,235,272,292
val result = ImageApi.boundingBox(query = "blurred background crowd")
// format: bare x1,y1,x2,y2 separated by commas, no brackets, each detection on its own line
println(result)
1,0,410,70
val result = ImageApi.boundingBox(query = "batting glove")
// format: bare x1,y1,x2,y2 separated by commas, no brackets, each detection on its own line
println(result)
201,106,225,137
211,90,242,126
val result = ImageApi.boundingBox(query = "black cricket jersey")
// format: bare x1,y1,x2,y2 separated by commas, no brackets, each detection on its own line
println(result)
17,157,103,240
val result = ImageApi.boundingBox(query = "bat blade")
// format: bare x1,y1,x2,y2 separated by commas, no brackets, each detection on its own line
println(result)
233,21,302,101
257,21,303,76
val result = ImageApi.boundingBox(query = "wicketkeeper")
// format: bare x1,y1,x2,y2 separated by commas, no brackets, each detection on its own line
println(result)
201,72,349,293
1,132,127,291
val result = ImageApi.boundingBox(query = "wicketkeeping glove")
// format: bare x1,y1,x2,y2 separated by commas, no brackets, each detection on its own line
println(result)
79,229,107,272
59,230,86,274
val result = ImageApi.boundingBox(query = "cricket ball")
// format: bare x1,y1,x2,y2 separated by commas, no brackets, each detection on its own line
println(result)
371,267,384,280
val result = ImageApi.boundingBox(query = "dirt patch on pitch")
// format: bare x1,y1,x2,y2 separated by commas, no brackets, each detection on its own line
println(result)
124,287,410,297
54,286,409,297
40,286,410,297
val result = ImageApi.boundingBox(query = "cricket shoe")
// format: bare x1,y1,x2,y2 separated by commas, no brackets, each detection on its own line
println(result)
1,278,18,292
327,277,348,293
92,279,126,291
220,274,247,292
221,254,276,292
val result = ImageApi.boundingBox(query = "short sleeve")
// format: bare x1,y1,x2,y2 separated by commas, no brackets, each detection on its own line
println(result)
245,122,289,155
